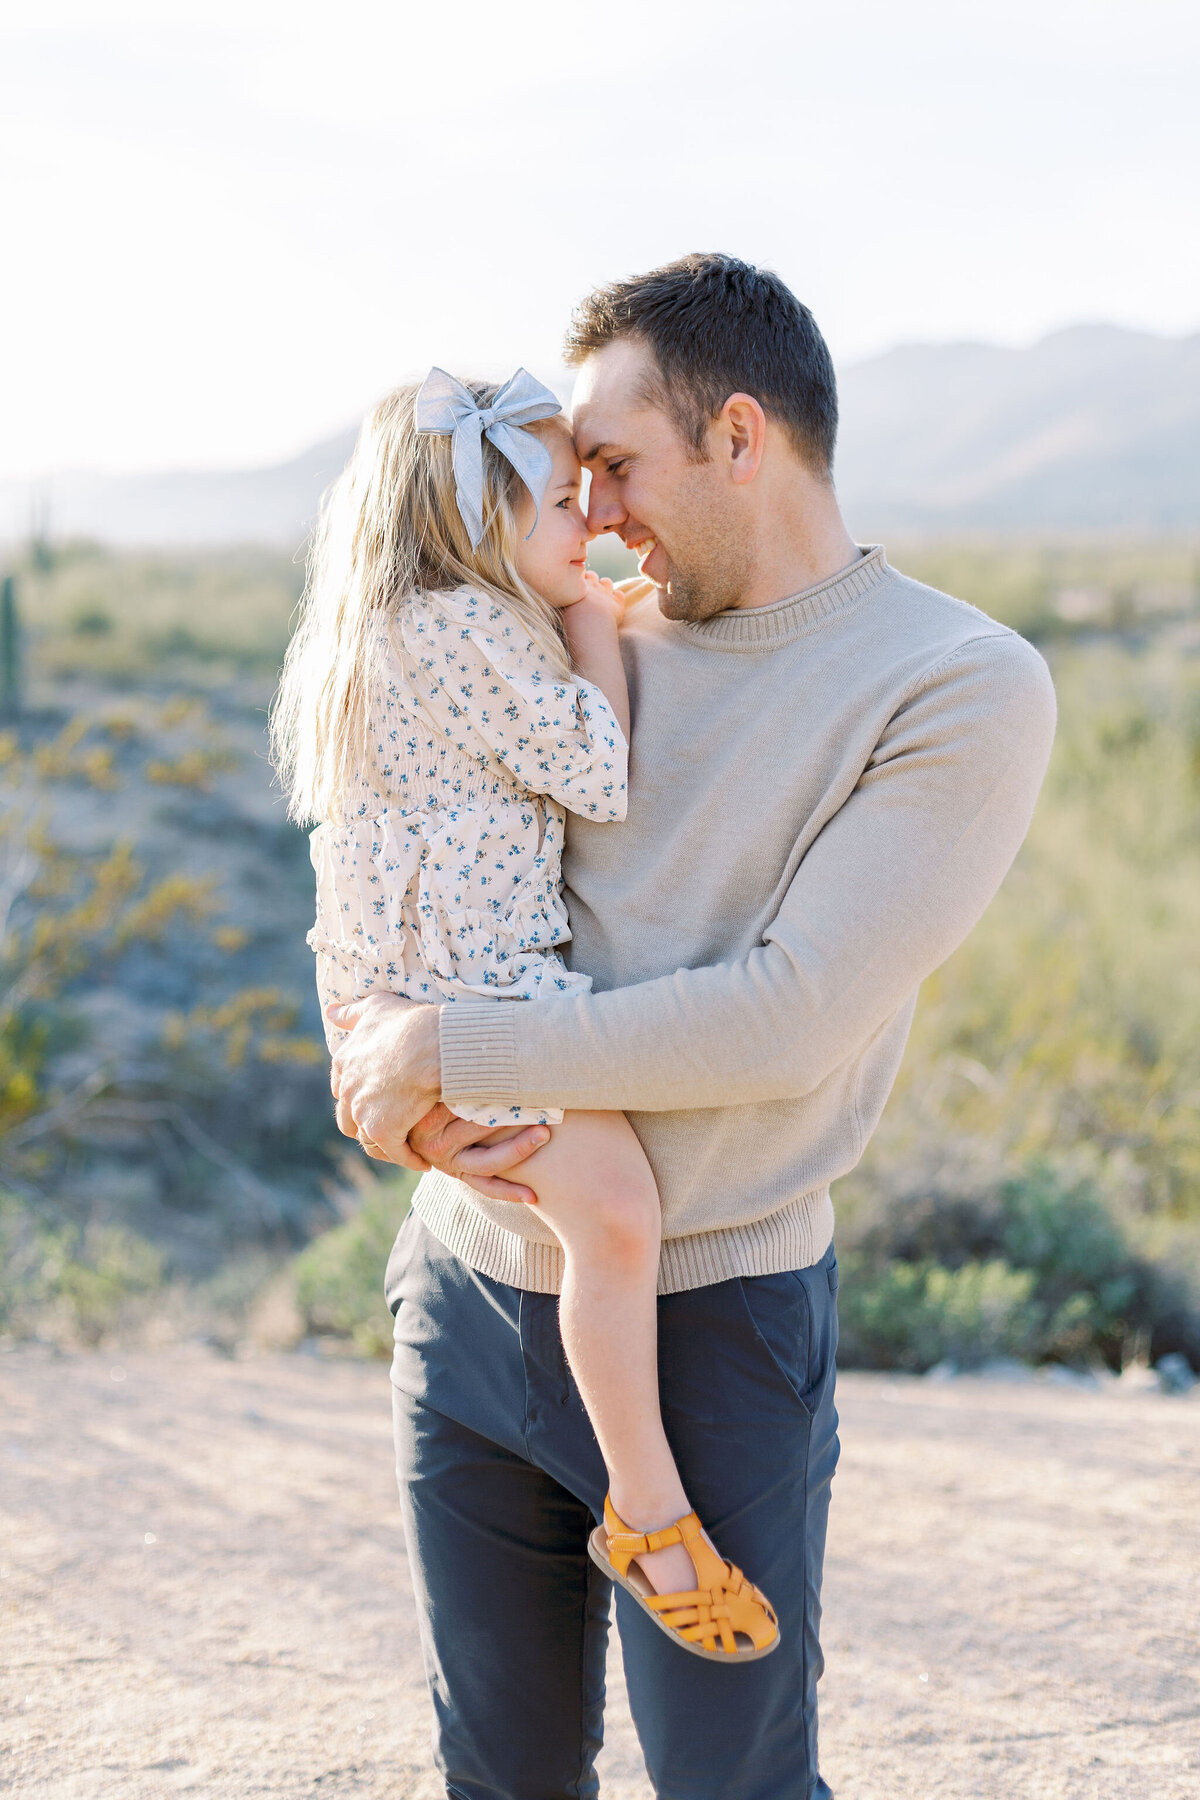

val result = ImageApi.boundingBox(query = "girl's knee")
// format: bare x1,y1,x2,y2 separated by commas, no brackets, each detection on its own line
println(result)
587,1171,661,1272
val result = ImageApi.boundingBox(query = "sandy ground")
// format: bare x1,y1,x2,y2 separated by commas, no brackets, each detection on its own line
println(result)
1,1347,1197,1799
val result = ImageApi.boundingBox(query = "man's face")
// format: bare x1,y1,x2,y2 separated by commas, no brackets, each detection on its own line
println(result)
572,339,754,622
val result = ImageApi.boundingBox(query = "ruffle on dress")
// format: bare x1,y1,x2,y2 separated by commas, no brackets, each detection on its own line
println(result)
308,797,591,1006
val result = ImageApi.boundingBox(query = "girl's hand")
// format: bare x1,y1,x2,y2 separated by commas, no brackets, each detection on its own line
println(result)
573,570,626,623
614,574,658,609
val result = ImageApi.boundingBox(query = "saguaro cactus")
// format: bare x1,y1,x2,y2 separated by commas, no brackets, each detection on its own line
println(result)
1,574,21,721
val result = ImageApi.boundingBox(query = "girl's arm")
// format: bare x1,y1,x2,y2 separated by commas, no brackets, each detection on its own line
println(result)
559,575,631,740
312,949,351,1055
400,587,627,821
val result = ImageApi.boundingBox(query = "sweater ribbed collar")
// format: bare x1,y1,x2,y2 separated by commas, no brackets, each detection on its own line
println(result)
672,544,890,649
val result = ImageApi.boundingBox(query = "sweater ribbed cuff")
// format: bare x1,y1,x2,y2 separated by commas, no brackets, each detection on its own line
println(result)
439,1002,524,1111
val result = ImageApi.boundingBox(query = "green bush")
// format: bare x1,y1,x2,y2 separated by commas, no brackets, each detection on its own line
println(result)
836,1156,1191,1372
994,1162,1148,1362
0,1195,164,1345
19,542,303,678
832,624,1200,1372
52,1225,165,1344
838,1255,1037,1371
0,1194,49,1329
292,1171,417,1355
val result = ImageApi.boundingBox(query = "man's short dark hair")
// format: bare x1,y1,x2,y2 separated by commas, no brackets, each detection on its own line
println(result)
564,252,838,478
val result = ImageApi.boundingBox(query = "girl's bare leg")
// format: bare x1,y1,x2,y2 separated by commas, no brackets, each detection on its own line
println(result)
489,1110,700,1598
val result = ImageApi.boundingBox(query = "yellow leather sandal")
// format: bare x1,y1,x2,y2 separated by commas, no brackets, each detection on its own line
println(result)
588,1496,781,1663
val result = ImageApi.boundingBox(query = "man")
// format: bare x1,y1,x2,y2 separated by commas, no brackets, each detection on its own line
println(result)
327,253,1056,1800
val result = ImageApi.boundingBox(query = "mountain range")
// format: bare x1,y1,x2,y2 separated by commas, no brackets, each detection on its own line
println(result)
4,325,1197,547
836,324,1199,533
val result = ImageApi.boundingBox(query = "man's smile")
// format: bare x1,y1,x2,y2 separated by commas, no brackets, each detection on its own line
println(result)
627,532,664,583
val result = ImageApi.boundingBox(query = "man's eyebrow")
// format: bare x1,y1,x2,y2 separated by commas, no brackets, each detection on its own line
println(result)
579,441,620,464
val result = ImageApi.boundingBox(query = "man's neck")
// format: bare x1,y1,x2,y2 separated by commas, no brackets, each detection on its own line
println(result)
732,482,861,612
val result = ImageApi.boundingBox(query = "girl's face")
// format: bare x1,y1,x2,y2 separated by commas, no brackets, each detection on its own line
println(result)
513,424,591,608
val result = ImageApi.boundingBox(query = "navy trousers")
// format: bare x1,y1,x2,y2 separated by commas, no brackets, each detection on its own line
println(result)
386,1213,840,1800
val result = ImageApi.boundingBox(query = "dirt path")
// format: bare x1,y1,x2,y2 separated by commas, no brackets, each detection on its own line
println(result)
2,1347,1197,1798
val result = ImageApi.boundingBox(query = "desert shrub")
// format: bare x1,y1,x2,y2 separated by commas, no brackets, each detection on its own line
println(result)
0,1193,50,1329
894,540,1198,640
292,1171,417,1355
18,543,303,679
836,1155,1191,1371
50,1224,165,1344
33,718,119,789
837,1255,1037,1371
144,747,239,788
0,1195,164,1344
70,606,113,637
1,732,330,1234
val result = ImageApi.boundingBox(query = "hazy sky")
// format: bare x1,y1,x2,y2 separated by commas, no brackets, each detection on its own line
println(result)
2,0,1197,477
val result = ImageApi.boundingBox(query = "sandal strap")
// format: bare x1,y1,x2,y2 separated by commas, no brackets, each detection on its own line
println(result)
602,1497,705,1575
602,1495,779,1656
649,1595,741,1657
648,1578,778,1655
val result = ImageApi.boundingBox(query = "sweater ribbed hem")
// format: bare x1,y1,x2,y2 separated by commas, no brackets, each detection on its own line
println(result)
658,1190,835,1291
410,1170,835,1296
676,545,889,649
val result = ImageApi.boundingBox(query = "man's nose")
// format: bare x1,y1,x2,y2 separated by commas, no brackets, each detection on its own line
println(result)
585,474,627,536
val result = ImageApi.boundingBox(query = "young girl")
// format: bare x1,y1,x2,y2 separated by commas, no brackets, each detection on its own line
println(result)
271,367,778,1663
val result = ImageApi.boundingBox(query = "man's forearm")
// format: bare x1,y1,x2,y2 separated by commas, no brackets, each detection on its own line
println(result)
440,634,1056,1118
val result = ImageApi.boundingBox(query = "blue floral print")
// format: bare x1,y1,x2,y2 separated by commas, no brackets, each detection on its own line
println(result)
308,585,628,1126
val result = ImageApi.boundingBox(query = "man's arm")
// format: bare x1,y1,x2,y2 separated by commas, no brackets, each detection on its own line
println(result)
438,633,1056,1116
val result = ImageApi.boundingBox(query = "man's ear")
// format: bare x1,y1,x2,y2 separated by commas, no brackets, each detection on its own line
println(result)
720,393,768,486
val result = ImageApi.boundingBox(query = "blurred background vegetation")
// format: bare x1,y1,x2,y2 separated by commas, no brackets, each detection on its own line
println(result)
1,535,1198,1372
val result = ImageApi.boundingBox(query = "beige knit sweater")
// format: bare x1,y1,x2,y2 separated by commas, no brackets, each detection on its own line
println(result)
412,547,1057,1294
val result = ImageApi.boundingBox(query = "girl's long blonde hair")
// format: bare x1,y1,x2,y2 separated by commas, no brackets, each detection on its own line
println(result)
271,378,572,825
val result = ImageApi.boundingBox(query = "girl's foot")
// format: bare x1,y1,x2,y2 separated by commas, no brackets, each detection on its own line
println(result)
589,1496,781,1662
608,1484,697,1595
634,1535,700,1597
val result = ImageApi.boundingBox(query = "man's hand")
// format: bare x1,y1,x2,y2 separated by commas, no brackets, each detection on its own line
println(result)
327,993,442,1171
328,995,549,1200
406,1104,548,1206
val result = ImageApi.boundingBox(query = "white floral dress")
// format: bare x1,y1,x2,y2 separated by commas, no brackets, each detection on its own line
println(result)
307,584,628,1125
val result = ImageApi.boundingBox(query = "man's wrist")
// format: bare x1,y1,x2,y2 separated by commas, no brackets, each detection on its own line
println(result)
406,1003,443,1105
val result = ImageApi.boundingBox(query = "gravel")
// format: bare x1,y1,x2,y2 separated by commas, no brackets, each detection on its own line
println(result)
1,1347,1196,1798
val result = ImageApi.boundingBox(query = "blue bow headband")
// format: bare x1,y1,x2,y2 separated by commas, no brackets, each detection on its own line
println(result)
415,366,563,550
